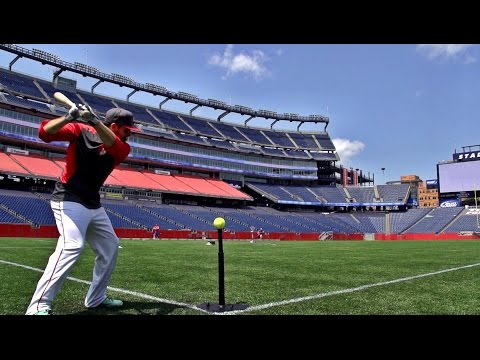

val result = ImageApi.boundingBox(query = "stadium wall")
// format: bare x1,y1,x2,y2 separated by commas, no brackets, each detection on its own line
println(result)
375,233,480,240
0,224,151,239
1,224,478,240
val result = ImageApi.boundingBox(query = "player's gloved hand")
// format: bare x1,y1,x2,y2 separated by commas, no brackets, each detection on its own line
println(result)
64,104,80,121
77,104,99,126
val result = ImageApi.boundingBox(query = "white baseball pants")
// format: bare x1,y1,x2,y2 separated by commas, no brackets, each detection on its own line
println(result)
26,200,119,314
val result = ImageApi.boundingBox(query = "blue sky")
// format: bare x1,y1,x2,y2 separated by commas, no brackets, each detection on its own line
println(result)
1,44,478,184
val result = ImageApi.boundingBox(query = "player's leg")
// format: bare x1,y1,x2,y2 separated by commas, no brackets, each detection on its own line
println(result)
84,206,120,308
26,201,90,314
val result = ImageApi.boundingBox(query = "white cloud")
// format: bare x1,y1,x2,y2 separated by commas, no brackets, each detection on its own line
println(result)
332,138,365,164
416,44,475,63
208,44,270,80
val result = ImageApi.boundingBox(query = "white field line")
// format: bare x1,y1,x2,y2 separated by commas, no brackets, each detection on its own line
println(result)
2,259,479,315
0,259,209,314
0,247,53,249
220,262,480,315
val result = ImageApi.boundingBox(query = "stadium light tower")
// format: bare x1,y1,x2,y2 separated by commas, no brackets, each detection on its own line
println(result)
381,168,386,184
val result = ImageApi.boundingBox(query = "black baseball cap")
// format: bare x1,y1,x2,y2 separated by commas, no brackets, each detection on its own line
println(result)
104,108,141,132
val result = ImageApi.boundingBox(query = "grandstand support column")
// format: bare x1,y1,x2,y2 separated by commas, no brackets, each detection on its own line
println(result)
53,69,64,81
159,98,170,109
127,89,138,101
91,79,103,93
9,55,21,71
244,115,255,126
190,104,202,115
217,110,230,121
33,80,50,101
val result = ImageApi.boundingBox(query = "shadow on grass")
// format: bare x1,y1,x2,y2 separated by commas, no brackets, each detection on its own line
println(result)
74,300,184,315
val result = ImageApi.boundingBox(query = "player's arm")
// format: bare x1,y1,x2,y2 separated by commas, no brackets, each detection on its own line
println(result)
42,116,70,134
92,121,116,147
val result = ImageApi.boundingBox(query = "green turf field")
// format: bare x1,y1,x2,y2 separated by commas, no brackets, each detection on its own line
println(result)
1,238,479,315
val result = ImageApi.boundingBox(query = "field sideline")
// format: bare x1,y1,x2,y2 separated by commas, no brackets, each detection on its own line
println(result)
1,237,479,315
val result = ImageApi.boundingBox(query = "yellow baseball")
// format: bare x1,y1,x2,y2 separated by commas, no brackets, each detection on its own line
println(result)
213,217,226,230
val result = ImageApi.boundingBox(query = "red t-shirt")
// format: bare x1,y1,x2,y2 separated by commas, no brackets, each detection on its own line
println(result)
39,120,130,209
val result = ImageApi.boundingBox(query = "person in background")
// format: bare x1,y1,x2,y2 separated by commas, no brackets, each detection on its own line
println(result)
152,224,160,239
257,228,264,241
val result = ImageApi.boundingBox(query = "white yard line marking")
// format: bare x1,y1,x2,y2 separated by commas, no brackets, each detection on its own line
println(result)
0,247,52,249
220,262,480,315
2,259,479,315
0,259,209,314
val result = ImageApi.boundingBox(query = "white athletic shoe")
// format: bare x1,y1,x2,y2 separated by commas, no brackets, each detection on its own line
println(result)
97,297,123,308
33,309,52,315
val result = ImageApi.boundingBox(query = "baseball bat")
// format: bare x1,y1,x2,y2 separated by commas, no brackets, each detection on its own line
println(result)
53,92,75,108
54,91,101,121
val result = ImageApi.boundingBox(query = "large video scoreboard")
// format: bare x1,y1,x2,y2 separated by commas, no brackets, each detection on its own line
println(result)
437,148,480,207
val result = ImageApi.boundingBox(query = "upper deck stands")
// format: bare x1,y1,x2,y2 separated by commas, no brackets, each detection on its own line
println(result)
2,93,52,114
346,186,375,202
262,129,296,148
313,134,336,150
210,121,251,142
377,184,410,202
148,109,191,131
287,132,320,149
0,69,45,100
34,79,80,103
179,115,222,137
112,100,158,125
1,69,339,165
78,91,115,116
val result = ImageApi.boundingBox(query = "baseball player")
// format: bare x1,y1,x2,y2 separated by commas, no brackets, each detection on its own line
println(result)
26,105,140,315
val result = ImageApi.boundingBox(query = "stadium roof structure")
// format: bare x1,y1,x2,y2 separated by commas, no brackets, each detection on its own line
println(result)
0,44,329,131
